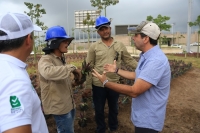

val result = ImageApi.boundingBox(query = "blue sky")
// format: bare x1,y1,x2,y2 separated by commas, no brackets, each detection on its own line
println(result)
0,0,200,36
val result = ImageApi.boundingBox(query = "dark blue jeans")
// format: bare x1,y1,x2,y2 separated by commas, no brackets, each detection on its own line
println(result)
92,85,119,133
53,109,76,133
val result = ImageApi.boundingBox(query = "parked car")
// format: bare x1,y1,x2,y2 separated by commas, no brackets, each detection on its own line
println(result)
190,42,199,46
171,44,182,48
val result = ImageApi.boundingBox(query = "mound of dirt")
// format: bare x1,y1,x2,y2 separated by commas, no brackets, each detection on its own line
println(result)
163,67,200,133
45,68,200,133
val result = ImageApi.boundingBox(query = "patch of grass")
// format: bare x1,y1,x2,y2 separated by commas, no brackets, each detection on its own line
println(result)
70,61,83,69
27,66,37,75
68,54,200,70
167,55,200,68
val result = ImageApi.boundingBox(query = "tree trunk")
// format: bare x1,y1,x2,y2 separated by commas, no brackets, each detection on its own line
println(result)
197,32,199,58
32,32,37,64
104,7,106,17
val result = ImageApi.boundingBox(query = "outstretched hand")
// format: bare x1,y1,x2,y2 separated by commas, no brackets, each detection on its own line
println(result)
104,60,117,73
92,69,107,83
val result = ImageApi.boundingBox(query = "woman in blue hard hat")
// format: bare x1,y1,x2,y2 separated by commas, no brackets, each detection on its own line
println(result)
83,16,138,133
38,26,81,133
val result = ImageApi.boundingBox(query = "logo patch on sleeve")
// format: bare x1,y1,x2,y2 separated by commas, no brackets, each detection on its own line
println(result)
10,96,24,113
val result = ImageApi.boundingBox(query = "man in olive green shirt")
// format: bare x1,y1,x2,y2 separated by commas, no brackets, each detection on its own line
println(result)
83,16,137,133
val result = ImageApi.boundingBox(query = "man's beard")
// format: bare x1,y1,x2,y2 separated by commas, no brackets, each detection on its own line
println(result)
102,34,110,40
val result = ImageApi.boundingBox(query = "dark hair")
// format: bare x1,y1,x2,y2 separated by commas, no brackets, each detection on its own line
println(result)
44,48,54,55
0,30,28,52
42,40,61,55
140,33,159,46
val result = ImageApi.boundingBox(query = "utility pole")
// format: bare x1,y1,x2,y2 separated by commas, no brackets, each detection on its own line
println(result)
171,23,175,45
187,0,192,53
67,0,69,34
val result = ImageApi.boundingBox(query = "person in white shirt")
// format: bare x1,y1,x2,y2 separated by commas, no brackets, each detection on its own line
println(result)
0,12,49,133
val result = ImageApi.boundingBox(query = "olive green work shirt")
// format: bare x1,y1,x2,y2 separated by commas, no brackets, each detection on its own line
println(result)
85,38,138,89
38,53,76,115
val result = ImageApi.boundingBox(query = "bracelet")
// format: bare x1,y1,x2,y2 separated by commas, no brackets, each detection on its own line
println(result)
115,68,119,74
103,79,108,87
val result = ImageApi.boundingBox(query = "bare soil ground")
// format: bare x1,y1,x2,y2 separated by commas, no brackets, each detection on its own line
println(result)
45,67,200,133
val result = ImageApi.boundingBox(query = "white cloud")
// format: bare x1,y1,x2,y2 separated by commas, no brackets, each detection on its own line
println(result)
0,1,27,14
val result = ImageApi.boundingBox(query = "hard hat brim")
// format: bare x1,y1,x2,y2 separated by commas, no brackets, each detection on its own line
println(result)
42,37,74,52
95,22,110,29
96,24,110,31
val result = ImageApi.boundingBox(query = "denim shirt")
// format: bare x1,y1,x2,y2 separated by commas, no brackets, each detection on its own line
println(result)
131,45,171,131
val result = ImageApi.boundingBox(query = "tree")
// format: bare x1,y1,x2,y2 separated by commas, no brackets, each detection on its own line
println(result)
146,15,171,31
82,13,95,48
24,2,47,63
71,28,75,53
189,15,200,58
146,14,171,47
160,35,170,45
90,0,119,17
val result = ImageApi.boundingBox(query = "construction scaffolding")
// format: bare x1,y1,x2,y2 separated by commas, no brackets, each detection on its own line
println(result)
71,10,100,52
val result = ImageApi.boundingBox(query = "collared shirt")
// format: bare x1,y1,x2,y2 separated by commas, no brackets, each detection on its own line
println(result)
85,38,138,89
0,54,48,133
131,45,171,131
38,53,76,115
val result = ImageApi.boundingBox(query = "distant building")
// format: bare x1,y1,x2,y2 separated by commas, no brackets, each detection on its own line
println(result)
74,10,99,29
161,31,199,45
114,24,199,45
115,24,137,35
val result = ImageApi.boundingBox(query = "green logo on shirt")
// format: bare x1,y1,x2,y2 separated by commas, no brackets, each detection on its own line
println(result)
10,96,23,114
10,96,21,108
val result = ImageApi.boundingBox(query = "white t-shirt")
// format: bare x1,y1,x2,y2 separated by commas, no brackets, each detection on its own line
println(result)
0,54,48,133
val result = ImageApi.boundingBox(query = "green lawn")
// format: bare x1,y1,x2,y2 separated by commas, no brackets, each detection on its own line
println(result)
70,54,200,69
167,55,200,68
70,61,83,68
70,55,200,68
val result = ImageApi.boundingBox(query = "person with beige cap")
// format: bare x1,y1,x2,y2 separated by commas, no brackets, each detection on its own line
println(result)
0,12,48,133
92,21,171,133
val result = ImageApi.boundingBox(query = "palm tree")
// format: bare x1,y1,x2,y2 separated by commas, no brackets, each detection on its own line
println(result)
189,15,200,58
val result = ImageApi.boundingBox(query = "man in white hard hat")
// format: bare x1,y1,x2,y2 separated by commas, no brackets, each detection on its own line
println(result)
0,12,48,133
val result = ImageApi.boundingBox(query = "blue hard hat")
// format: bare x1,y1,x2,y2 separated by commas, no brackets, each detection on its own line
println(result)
45,26,71,41
95,16,110,29
42,26,74,52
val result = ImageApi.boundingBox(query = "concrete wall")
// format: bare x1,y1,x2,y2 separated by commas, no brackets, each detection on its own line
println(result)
161,31,199,45
68,32,199,51
113,35,131,46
